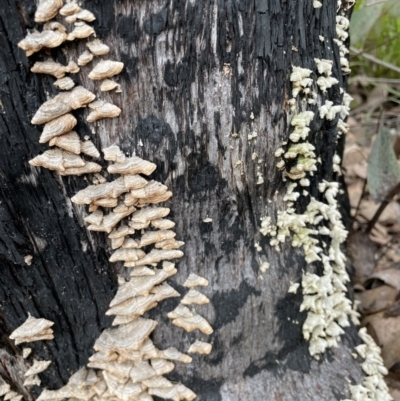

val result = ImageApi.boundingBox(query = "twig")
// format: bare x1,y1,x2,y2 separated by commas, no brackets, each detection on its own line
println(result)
349,76,400,85
366,181,400,233
350,46,400,74
351,179,367,227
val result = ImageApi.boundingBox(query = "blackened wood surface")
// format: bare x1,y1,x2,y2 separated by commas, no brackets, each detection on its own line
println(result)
0,1,363,400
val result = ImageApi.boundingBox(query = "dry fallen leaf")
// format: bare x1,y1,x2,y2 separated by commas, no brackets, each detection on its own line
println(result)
356,285,397,314
347,231,377,284
366,268,400,292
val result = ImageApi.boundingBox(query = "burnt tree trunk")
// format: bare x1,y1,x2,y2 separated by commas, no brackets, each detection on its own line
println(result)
0,1,363,400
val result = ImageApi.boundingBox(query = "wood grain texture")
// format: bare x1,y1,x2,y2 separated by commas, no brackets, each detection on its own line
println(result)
0,0,362,399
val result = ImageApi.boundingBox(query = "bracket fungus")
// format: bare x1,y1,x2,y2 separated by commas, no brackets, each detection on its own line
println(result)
18,28,67,56
24,360,52,376
181,289,210,305
22,347,32,358
172,313,213,335
86,39,110,56
34,0,63,22
9,314,54,344
183,273,209,288
23,375,41,387
49,131,80,154
39,113,77,143
23,0,207,394
31,86,95,125
78,50,94,66
87,100,121,122
67,22,95,40
59,1,81,16
81,140,100,158
88,60,125,80
54,76,75,91
108,156,156,176
188,340,212,355
100,79,122,92
31,60,79,79
65,9,96,24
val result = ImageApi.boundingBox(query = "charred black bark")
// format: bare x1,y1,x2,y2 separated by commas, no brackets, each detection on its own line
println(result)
0,1,362,400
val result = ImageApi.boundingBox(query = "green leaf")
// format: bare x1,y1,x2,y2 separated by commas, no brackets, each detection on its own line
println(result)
367,127,400,203
350,2,385,45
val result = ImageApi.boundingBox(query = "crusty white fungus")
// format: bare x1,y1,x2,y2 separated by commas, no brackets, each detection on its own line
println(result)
290,66,313,98
288,282,300,294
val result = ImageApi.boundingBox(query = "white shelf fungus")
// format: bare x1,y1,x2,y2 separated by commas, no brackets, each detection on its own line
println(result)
86,39,110,56
25,0,205,393
183,273,209,288
78,50,94,66
87,100,121,122
24,360,52,376
10,314,54,344
31,60,79,79
181,289,210,305
39,113,77,143
188,340,212,355
88,60,124,80
65,9,96,24
35,0,63,22
67,22,95,41
59,2,81,16
101,79,122,93
31,86,95,125
54,77,75,91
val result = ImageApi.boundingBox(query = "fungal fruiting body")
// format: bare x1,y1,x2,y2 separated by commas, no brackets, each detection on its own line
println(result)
259,1,392,399
343,328,392,401
66,146,209,399
20,2,211,400
9,314,54,345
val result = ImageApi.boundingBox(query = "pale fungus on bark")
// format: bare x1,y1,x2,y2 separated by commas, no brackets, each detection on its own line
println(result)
59,1,81,16
49,131,81,154
108,156,157,176
181,289,210,306
86,39,110,56
67,22,95,41
31,86,95,125
22,347,32,359
39,113,77,143
21,3,209,399
88,60,125,80
9,314,54,344
34,0,63,22
87,100,121,122
23,375,41,387
24,360,52,376
100,79,122,92
54,76,75,91
78,50,94,66
188,340,213,355
65,9,96,24
81,140,100,158
172,313,213,335
31,60,79,79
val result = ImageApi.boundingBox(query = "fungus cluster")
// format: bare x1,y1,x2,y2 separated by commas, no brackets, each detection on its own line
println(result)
16,2,212,400
8,314,55,389
343,328,391,401
259,1,392,399
19,0,125,179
